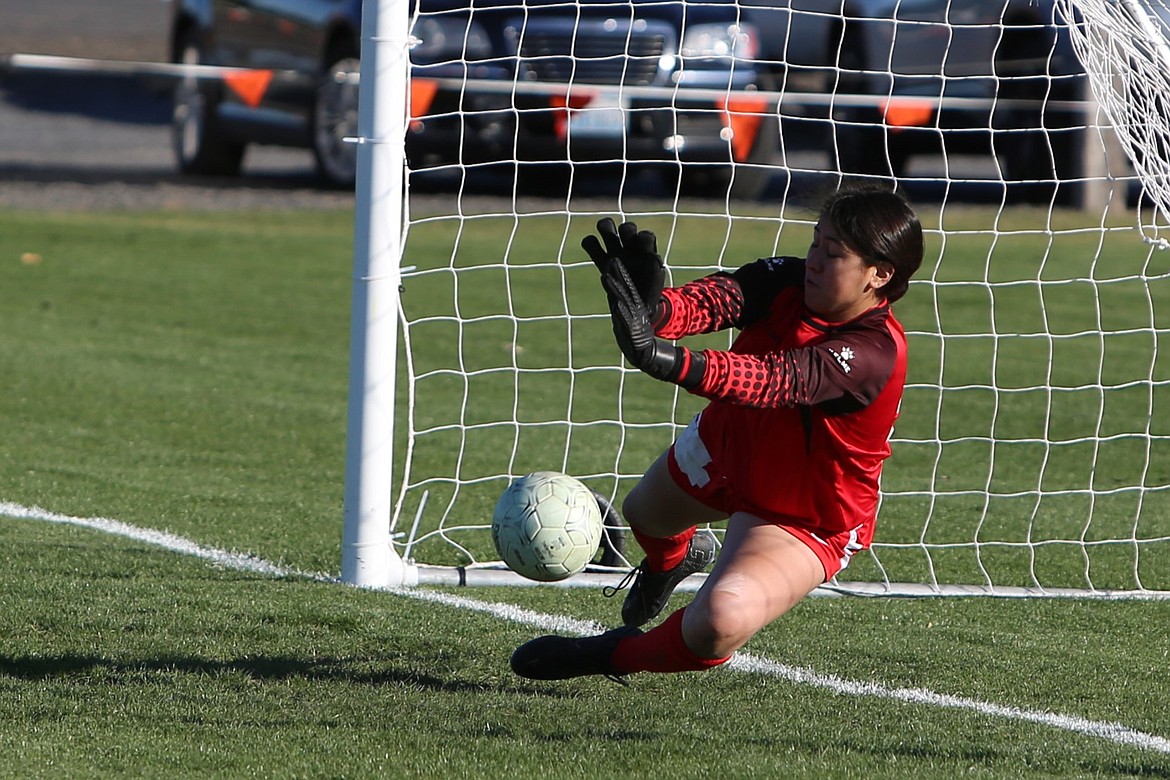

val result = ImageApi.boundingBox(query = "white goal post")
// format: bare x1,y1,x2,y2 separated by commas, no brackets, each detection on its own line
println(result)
342,0,1170,598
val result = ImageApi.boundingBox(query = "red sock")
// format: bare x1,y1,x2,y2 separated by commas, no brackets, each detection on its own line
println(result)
610,608,731,675
632,526,695,573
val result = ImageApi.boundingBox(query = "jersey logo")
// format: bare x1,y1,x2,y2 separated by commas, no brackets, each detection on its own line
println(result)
762,256,790,272
828,345,855,374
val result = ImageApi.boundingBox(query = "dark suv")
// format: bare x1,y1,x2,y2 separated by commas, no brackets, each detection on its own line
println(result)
744,0,1091,202
169,0,778,195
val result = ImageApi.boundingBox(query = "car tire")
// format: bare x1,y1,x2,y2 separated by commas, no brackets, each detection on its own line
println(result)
993,21,1085,205
824,23,911,180
832,122,911,179
171,34,245,177
997,122,1084,205
312,54,361,188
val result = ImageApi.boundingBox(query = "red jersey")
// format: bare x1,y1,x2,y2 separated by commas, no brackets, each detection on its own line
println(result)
657,256,908,532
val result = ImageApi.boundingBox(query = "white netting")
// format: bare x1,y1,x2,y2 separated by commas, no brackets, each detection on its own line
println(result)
380,0,1170,596
1058,0,1170,244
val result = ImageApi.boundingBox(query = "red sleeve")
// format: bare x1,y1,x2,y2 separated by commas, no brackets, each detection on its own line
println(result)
655,256,804,340
691,318,899,412
655,274,743,339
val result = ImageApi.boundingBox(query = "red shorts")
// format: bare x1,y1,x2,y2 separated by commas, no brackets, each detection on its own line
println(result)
666,414,873,581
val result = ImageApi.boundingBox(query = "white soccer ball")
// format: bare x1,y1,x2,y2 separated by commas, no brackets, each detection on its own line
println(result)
491,471,603,582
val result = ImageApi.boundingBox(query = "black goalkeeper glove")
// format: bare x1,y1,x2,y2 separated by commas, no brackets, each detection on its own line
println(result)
592,247,705,389
581,218,667,325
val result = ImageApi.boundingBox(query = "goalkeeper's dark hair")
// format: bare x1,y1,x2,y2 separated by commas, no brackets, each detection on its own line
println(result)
820,186,924,303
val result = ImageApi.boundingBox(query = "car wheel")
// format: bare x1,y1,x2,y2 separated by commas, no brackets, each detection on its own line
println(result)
824,24,910,180
997,112,1085,205
833,122,911,179
993,20,1084,205
312,55,360,188
171,35,245,177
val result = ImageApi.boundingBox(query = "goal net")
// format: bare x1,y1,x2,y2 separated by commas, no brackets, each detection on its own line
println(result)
344,0,1170,597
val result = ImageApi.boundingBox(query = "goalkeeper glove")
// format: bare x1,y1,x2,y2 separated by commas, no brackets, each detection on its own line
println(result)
596,251,706,389
581,218,667,325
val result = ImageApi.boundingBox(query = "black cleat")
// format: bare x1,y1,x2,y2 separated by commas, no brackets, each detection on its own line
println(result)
610,531,717,628
510,625,643,681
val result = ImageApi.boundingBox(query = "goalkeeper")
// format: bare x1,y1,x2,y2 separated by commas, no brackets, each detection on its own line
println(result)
511,187,924,680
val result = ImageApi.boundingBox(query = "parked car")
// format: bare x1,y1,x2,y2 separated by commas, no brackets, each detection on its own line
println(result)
170,0,363,186
741,0,1090,200
168,0,780,195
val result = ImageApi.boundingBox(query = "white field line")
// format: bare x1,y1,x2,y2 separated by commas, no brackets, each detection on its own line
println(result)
4,500,1169,756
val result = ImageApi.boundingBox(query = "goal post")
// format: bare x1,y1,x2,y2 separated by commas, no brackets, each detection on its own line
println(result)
342,0,1170,598
342,0,410,588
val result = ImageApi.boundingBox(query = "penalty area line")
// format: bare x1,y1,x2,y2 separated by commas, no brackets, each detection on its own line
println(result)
4,500,1169,757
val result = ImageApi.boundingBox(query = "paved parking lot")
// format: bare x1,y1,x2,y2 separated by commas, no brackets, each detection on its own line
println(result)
0,69,355,212
0,3,1111,213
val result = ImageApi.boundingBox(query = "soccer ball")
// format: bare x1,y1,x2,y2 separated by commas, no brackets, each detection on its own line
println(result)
491,471,603,582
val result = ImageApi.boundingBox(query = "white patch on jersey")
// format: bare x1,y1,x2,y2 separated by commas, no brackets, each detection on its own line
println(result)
675,413,713,488
838,527,864,570
827,344,855,374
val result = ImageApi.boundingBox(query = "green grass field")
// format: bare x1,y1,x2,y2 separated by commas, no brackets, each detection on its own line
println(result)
1,207,1169,778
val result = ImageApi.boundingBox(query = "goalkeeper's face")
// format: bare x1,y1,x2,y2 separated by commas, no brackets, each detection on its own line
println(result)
804,219,894,322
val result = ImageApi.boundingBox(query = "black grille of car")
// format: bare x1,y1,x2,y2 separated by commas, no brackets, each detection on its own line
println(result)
519,31,665,85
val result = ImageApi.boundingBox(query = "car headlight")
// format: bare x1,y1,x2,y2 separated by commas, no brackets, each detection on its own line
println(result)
679,22,760,62
410,16,492,65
